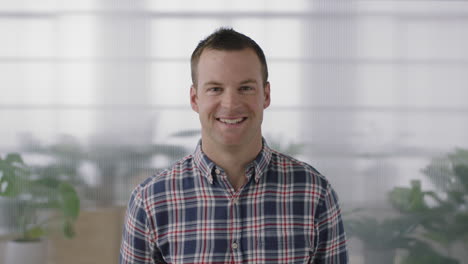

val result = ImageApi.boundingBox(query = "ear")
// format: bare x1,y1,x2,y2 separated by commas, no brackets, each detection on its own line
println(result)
190,85,199,113
263,82,271,109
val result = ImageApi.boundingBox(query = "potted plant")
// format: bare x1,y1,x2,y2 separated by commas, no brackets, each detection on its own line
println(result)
421,149,468,251
388,180,459,264
346,178,460,264
388,149,468,263
0,153,80,264
345,213,419,264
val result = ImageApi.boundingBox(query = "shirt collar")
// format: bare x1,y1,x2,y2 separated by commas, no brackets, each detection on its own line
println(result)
252,138,272,183
193,138,273,185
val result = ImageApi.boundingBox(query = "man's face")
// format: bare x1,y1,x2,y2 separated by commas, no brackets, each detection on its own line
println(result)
190,48,270,149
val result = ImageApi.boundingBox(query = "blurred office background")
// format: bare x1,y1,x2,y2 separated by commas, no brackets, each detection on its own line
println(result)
1,0,468,263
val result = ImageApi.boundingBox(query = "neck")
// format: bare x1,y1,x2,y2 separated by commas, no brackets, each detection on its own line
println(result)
201,136,263,189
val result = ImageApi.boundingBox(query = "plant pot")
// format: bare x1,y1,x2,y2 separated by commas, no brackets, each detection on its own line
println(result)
4,239,47,264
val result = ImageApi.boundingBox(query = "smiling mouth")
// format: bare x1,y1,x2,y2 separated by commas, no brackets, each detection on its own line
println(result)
216,117,247,124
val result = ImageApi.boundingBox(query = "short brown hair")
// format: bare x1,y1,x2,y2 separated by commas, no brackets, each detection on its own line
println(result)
190,28,269,86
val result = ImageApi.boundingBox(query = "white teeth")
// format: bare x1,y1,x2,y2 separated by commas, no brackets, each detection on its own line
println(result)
219,118,244,124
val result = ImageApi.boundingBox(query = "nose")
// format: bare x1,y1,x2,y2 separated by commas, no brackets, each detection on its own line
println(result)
220,89,241,109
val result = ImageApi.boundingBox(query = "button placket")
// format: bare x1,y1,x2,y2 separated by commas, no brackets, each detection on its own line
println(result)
231,193,243,262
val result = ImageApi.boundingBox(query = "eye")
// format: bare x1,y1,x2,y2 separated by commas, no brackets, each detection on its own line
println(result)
240,86,254,91
207,87,222,93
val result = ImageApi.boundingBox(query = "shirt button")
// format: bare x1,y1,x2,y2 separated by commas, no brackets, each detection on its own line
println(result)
232,242,238,249
215,168,221,175
232,197,238,204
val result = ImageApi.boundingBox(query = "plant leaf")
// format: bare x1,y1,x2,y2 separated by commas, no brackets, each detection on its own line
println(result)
454,164,468,191
63,220,76,239
35,177,61,189
23,226,46,241
389,187,412,211
423,231,452,247
58,183,80,220
5,153,24,165
0,172,22,197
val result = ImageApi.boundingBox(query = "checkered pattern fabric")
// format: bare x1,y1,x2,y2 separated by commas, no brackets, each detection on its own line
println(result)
119,140,348,264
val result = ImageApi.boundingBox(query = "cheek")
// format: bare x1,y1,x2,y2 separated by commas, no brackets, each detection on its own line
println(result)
198,101,217,116
251,98,265,111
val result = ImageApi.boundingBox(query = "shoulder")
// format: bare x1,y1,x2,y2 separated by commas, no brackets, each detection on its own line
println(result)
130,153,197,201
268,149,331,190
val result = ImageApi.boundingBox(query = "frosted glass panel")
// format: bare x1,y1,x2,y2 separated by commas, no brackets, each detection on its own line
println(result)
233,19,304,59
0,63,55,104
145,0,308,12
406,20,468,59
0,19,55,57
2,1,468,263
56,15,97,58
150,62,191,105
150,19,223,58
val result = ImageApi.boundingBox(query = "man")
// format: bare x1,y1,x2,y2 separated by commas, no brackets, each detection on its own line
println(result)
120,28,348,264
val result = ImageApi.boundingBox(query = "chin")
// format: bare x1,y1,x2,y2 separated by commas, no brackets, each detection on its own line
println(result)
218,138,244,146
217,134,260,147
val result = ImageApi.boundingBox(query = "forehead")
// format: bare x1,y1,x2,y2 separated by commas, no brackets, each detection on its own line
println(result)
196,49,263,85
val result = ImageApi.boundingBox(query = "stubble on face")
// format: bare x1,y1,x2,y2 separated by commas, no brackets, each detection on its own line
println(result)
190,48,270,153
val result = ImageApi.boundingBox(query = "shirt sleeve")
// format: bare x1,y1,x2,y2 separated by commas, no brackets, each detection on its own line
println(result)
313,183,348,263
119,186,165,264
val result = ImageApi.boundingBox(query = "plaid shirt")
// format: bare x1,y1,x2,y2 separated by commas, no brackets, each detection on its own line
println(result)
120,140,348,264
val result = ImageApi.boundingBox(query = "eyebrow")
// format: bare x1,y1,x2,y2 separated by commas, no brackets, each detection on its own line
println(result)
202,79,258,87
203,81,223,87
240,79,257,85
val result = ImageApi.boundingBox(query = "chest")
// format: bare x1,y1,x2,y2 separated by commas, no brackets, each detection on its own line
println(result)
152,181,322,263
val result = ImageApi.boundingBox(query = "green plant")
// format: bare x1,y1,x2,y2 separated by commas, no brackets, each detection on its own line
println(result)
345,181,430,253
400,240,459,264
388,179,460,263
346,185,460,264
421,149,468,247
347,149,468,263
344,208,424,264
390,149,468,261
345,215,419,251
19,133,190,206
0,153,80,241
